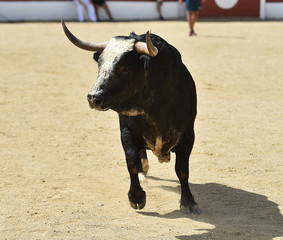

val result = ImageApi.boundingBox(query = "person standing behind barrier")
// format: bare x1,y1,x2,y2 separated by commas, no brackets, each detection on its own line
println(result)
156,0,165,20
179,0,201,36
74,0,97,22
92,0,114,22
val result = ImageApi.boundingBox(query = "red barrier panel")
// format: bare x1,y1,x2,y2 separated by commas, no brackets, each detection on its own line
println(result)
0,0,178,1
200,0,260,17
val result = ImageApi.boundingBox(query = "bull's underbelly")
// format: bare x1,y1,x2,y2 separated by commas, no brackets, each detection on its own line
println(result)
124,115,184,163
143,131,182,163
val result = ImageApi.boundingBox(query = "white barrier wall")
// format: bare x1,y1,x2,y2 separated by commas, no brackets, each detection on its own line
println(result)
0,1,186,22
265,2,283,18
0,0,282,22
100,1,186,20
0,1,77,22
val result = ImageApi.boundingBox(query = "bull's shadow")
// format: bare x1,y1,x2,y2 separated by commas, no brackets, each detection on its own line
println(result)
139,177,283,240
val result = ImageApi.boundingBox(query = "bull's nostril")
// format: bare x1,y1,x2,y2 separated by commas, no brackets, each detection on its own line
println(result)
87,93,104,109
87,93,93,101
94,98,103,107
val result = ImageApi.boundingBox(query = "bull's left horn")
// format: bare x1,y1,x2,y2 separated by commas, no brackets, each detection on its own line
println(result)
135,31,158,57
61,20,108,52
146,31,158,56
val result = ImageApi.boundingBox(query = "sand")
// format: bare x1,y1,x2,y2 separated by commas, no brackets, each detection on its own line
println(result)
0,20,283,239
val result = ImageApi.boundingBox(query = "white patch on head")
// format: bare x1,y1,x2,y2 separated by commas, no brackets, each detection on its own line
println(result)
101,38,135,65
90,38,135,94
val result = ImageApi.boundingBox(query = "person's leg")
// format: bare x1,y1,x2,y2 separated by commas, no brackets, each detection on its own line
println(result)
94,4,100,20
157,2,162,16
74,0,85,22
85,0,97,21
191,11,199,34
187,10,193,33
157,1,164,19
102,3,113,20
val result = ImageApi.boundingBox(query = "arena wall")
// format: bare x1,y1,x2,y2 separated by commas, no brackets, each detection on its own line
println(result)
265,0,283,18
0,0,282,22
0,0,186,22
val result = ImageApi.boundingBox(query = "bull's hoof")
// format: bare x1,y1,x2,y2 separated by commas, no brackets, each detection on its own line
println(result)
130,200,146,210
180,203,201,214
128,189,146,210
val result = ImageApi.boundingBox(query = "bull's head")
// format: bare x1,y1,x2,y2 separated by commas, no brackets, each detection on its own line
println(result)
61,21,158,115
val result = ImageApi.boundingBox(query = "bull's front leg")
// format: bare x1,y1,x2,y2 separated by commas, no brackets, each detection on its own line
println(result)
120,125,146,210
174,131,200,214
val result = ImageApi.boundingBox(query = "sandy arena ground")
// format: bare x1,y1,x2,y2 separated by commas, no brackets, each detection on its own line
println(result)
0,20,283,240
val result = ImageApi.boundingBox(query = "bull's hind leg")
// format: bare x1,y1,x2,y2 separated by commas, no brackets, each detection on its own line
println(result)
120,124,146,210
140,149,149,175
138,149,149,182
174,131,200,214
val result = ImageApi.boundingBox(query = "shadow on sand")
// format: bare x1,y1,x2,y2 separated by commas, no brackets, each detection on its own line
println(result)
139,177,283,240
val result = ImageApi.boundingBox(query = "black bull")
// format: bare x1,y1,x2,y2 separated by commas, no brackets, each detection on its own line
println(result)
62,21,200,214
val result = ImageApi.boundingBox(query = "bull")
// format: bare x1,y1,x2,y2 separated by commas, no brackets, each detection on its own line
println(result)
62,20,200,214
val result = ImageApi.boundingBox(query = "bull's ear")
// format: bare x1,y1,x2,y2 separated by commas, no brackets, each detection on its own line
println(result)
93,52,102,62
140,55,150,71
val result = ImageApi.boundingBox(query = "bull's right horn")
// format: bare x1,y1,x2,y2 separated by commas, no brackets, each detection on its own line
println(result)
135,31,158,57
61,20,108,52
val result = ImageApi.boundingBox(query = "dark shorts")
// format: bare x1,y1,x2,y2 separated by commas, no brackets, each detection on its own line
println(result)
186,0,201,11
92,0,105,5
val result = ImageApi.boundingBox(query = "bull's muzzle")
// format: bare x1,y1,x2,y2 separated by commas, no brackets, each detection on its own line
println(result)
87,93,105,110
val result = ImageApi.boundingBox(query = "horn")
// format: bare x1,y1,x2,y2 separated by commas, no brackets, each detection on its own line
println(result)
146,31,158,56
135,31,158,57
61,20,108,52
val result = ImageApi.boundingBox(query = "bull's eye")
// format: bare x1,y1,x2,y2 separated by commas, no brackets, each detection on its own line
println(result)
118,66,129,75
93,52,101,62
